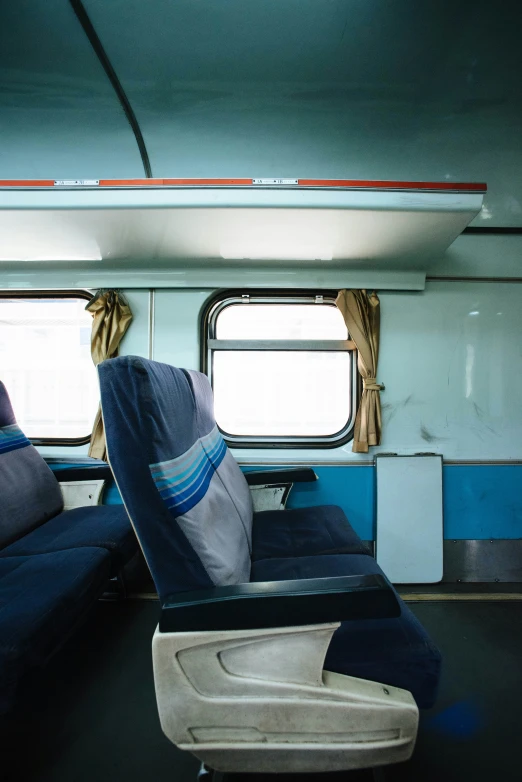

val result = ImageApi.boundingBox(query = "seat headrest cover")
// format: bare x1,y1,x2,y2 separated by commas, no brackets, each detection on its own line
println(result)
0,382,63,548
99,356,253,600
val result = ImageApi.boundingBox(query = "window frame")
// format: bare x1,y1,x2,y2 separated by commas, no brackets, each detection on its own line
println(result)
201,289,359,449
0,288,95,447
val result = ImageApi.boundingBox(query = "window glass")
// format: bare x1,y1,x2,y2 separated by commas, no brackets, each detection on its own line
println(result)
216,303,347,340
214,350,351,437
209,299,354,443
0,296,98,440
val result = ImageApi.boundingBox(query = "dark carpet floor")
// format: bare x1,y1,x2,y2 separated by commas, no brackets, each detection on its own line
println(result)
2,599,522,782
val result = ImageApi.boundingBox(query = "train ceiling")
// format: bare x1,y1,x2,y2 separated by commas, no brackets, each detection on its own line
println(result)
0,1,520,227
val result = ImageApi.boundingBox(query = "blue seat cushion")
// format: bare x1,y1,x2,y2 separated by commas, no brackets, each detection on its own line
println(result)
250,553,441,709
252,505,370,561
0,505,137,574
0,548,110,714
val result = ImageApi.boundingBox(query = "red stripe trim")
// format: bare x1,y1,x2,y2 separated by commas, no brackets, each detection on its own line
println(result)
0,179,55,187
297,179,487,192
162,178,253,186
99,178,163,186
0,177,487,192
100,178,255,186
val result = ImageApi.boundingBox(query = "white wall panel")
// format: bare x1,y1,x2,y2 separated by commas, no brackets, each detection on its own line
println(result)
427,234,522,278
35,279,522,462
238,280,522,463
375,281,522,461
376,455,443,584
119,289,150,359
152,290,212,369
149,280,522,463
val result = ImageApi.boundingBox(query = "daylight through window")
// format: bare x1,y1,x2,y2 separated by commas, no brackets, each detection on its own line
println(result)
0,295,98,441
206,296,357,445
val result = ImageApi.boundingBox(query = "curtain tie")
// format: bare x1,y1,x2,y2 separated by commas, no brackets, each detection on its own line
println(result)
363,378,385,391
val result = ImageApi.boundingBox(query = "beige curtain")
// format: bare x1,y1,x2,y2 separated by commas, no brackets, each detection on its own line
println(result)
336,289,383,453
86,290,133,459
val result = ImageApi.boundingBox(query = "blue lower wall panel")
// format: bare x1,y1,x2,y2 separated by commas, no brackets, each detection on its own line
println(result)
243,464,522,541
103,480,124,505
48,460,522,541
242,465,375,541
284,466,375,541
443,465,522,540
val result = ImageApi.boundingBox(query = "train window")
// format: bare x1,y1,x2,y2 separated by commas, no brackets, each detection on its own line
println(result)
0,292,98,444
204,293,357,447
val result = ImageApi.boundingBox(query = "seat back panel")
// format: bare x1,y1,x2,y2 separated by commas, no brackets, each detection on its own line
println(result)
99,357,252,599
0,382,63,548
185,369,253,554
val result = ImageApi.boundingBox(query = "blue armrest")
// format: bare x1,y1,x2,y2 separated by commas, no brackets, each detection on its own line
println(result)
51,464,113,482
159,574,399,632
244,468,317,486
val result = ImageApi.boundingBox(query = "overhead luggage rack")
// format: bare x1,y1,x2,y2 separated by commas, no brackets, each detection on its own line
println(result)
0,178,486,289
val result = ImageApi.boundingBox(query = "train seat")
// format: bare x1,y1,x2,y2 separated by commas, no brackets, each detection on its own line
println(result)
251,553,441,709
1,504,137,573
252,504,371,561
0,381,137,575
0,547,110,714
99,355,441,774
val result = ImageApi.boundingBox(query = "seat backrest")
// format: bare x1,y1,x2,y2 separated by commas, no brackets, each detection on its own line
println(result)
0,382,63,548
99,356,253,600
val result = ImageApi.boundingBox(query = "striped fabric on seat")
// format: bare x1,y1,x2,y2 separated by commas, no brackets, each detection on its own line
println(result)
0,382,63,548
0,424,31,455
99,357,253,600
150,426,227,517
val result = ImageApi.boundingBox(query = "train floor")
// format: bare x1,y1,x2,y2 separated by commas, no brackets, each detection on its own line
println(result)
2,594,522,782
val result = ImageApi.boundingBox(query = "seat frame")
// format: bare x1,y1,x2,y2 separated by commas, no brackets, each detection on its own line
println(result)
153,620,418,773
99,357,422,773
152,574,419,772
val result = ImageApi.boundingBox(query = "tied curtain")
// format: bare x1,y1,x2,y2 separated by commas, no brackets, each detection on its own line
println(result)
86,290,133,459
336,289,383,453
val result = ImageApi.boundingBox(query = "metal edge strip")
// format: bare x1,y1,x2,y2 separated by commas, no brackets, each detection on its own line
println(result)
236,459,522,467
402,593,522,602
148,289,155,359
208,339,355,351
428,276,522,284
